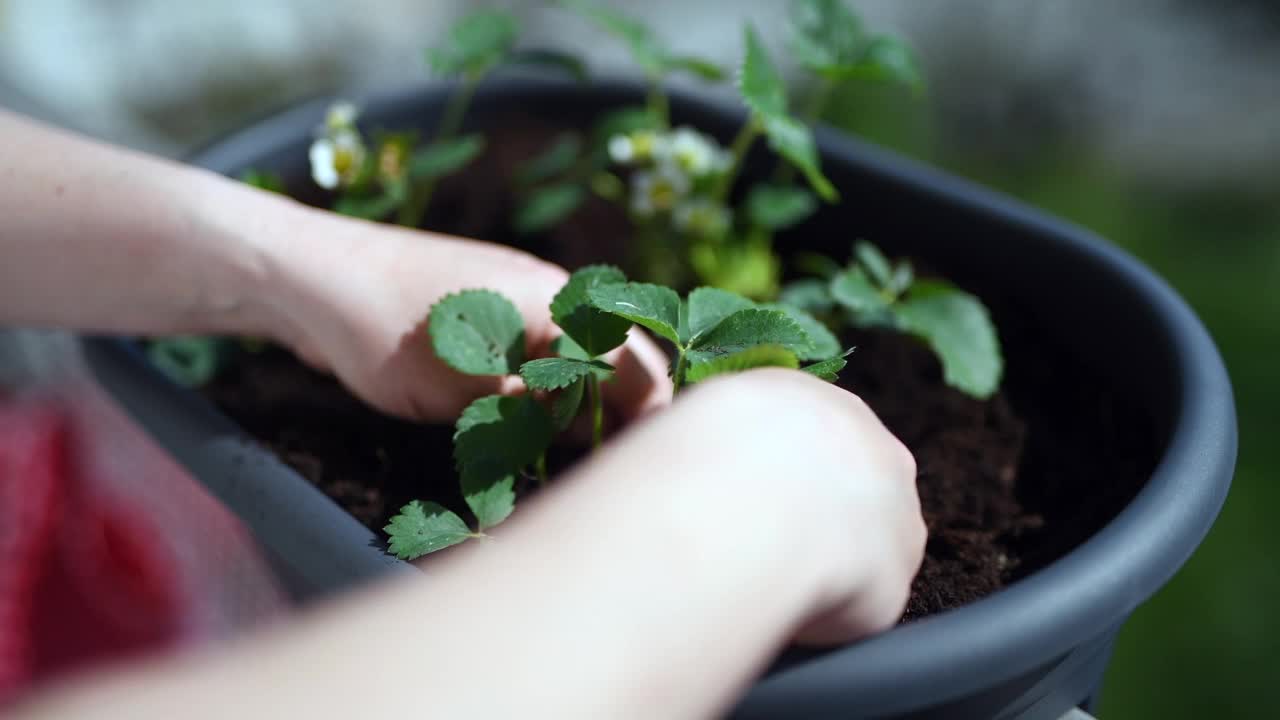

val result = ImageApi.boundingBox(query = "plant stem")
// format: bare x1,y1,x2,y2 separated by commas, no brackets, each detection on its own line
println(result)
671,350,688,396
712,116,762,204
588,374,604,448
646,75,670,128
397,73,481,227
535,453,549,487
771,79,833,185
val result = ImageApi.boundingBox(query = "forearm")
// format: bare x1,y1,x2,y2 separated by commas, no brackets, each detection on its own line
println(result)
0,109,302,339
16,389,826,719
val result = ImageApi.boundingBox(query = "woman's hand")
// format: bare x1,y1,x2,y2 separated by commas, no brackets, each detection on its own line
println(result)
0,110,669,425
260,208,672,423
565,368,926,648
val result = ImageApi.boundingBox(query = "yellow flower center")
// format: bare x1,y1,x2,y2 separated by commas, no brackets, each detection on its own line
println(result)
632,132,657,160
649,179,678,210
333,147,356,176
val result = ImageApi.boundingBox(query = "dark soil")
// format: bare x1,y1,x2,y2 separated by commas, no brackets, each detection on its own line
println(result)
199,125,1153,621
836,324,1150,620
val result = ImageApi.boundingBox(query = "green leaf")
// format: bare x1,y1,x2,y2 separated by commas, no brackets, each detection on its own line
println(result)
746,183,818,230
454,395,555,477
760,113,838,201
739,24,788,119
587,282,682,345
830,267,888,314
889,261,915,296
789,0,865,75
892,282,1003,398
516,133,583,186
515,183,586,234
550,265,632,357
686,344,800,384
689,242,781,301
793,252,843,281
854,240,893,288
589,171,626,200
385,501,472,560
551,376,586,431
551,335,617,380
759,303,841,361
409,134,485,180
665,55,726,82
460,468,516,531
688,308,812,364
426,9,519,77
147,336,227,387
520,357,615,391
737,24,839,200
561,0,666,76
801,350,853,382
429,290,526,375
551,333,589,360
838,35,924,92
779,278,834,314
239,168,286,194
332,183,406,220
685,287,756,343
504,48,589,82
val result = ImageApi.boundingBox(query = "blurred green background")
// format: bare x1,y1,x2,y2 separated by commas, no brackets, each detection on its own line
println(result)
2,1,1274,716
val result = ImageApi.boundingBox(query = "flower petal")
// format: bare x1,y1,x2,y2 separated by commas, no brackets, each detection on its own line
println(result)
309,139,340,189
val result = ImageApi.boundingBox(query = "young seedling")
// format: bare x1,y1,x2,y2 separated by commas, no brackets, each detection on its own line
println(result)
384,266,850,560
780,240,1003,399
310,8,587,227
384,265,628,560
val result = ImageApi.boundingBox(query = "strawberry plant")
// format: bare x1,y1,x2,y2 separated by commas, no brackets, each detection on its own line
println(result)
782,240,1002,398
384,265,849,560
308,8,586,227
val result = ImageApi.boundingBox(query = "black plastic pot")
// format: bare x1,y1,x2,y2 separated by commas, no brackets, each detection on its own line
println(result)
84,80,1236,719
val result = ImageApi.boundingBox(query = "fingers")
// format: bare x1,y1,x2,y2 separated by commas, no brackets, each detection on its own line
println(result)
675,369,925,646
602,329,673,420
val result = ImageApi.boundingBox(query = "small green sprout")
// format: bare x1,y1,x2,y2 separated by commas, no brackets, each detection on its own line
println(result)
781,240,1003,399
384,266,848,560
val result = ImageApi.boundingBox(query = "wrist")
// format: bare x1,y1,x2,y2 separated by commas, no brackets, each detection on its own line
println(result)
184,167,321,347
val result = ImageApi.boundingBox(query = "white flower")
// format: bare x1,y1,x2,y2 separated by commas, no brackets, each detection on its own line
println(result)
666,126,729,177
309,129,365,190
324,100,360,133
608,130,668,165
674,198,731,238
630,165,691,216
